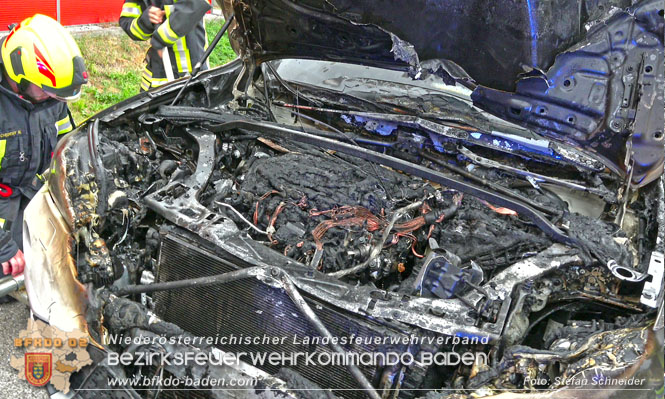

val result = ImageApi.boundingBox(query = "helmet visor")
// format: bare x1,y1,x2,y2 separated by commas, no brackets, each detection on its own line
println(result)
44,88,82,102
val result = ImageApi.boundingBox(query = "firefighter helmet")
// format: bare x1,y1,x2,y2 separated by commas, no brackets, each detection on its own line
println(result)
1,14,88,101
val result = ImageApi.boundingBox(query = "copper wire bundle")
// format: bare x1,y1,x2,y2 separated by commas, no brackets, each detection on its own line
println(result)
310,206,383,250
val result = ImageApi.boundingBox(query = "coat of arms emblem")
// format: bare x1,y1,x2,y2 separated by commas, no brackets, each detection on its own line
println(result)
25,353,52,386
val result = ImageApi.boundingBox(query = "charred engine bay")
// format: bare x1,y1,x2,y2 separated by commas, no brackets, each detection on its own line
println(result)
72,93,664,396
87,87,657,293
52,0,663,396
86,75,659,292
94,114,643,294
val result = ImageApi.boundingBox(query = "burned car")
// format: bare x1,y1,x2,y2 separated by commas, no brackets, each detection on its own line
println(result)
19,0,664,398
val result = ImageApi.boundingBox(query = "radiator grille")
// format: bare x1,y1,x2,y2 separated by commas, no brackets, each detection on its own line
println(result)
154,230,408,399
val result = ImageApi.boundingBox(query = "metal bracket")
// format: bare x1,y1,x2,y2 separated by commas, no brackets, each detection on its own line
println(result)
641,251,664,308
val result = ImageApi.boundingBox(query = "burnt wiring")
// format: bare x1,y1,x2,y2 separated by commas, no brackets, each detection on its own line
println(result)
252,189,281,226
310,206,383,250
210,138,547,285
267,201,287,242
136,104,635,290
393,232,424,258
393,193,463,235
214,201,269,235
328,199,426,278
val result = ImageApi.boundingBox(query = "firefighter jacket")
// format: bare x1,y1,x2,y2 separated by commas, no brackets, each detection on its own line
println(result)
119,0,211,91
0,60,74,264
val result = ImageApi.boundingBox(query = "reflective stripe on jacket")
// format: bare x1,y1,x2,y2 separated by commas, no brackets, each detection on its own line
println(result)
0,64,69,195
119,0,211,91
0,60,72,262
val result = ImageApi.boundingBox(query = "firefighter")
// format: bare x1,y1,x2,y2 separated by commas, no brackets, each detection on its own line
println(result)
119,0,211,91
0,14,88,277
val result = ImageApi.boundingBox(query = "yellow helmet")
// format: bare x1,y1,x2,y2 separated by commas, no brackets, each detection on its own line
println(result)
1,14,88,101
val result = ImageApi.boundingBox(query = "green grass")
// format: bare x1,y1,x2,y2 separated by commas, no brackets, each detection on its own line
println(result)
205,18,237,67
70,18,237,124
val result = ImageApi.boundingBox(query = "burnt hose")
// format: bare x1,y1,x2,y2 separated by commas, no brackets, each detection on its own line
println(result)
170,13,235,105
423,195,463,225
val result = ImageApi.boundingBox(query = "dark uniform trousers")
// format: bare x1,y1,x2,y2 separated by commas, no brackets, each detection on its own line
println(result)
0,62,73,275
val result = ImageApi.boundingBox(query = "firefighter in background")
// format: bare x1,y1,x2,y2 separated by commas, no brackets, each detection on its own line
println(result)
0,14,88,277
119,0,211,91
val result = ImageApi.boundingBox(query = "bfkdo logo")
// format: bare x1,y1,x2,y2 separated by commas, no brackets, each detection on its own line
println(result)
25,353,52,386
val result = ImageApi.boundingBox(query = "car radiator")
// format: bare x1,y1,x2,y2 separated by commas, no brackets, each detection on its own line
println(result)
153,229,412,399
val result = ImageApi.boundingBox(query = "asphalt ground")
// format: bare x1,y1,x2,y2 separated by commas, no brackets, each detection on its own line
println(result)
0,300,50,398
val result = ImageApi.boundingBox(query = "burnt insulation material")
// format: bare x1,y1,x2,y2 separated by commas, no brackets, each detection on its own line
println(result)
225,150,558,277
430,198,551,268
565,212,633,268
239,151,426,216
230,151,429,273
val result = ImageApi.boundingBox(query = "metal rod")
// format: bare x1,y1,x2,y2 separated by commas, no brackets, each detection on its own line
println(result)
278,272,382,399
0,274,24,298
458,146,611,199
170,13,235,106
111,264,382,399
420,150,556,215
111,267,260,296
215,201,269,235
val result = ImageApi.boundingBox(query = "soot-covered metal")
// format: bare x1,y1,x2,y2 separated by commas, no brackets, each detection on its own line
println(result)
34,0,664,398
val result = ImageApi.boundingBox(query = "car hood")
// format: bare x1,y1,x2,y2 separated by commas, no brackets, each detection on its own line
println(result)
218,0,664,187
218,0,589,91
